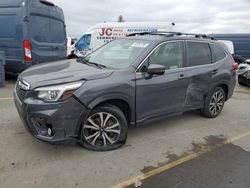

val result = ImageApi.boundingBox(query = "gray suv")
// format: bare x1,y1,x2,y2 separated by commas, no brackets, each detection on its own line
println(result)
14,32,237,151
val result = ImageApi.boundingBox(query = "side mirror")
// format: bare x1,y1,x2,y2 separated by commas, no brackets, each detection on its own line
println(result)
147,64,165,75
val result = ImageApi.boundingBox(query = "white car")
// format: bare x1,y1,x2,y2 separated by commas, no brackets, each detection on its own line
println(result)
238,59,250,86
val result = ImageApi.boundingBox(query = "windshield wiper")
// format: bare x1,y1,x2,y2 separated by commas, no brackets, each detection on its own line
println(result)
78,58,106,69
89,61,107,69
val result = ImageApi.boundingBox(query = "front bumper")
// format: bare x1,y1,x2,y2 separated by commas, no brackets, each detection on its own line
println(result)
14,90,90,144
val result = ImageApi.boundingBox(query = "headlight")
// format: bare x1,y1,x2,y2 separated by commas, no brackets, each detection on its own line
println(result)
35,81,84,102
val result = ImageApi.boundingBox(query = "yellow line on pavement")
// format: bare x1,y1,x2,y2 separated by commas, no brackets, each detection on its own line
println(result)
0,97,13,101
113,131,250,188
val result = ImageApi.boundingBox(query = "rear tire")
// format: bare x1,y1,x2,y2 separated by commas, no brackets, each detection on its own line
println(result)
79,105,128,151
201,87,225,118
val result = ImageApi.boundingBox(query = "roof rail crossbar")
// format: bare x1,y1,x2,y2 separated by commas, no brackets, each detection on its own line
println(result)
126,32,167,36
126,32,216,40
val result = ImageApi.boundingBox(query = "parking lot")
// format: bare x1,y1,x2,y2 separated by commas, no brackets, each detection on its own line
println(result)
0,80,250,188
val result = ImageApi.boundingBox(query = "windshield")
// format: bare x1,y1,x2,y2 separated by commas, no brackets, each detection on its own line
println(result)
75,34,91,50
84,39,150,69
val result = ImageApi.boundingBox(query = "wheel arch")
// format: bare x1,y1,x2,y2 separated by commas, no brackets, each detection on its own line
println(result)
88,95,134,125
208,82,229,101
216,84,229,100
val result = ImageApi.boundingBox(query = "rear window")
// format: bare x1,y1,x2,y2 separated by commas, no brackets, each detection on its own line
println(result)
187,42,212,66
30,15,50,43
211,44,226,62
0,15,17,39
30,16,65,43
50,19,65,43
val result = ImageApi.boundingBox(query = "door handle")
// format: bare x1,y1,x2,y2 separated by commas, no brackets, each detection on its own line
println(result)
178,74,185,80
211,69,218,74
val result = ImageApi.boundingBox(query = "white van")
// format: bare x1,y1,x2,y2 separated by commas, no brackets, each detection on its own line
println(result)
73,22,175,57
67,37,78,57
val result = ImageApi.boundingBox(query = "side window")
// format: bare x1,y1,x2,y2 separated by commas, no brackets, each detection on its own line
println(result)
187,42,212,66
211,44,226,62
140,41,184,72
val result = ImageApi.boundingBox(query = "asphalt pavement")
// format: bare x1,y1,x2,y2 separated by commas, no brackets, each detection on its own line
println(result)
0,80,250,188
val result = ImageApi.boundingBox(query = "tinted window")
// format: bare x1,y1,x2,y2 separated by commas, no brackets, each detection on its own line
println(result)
0,15,17,38
30,15,50,43
50,19,65,43
187,42,212,66
211,44,226,62
145,41,184,70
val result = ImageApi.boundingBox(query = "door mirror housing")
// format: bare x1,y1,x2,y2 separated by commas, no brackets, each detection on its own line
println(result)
147,64,165,75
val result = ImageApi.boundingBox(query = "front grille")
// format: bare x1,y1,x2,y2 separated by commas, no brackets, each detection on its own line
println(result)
16,86,28,102
16,80,30,102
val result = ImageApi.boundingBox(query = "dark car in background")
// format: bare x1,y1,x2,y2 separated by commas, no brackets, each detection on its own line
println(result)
0,0,67,75
209,34,250,64
14,32,237,151
238,59,250,86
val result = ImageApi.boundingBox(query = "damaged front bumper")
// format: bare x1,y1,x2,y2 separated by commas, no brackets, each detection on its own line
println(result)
14,90,90,145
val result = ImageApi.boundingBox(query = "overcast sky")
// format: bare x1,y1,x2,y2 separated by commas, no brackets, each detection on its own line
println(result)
53,0,250,37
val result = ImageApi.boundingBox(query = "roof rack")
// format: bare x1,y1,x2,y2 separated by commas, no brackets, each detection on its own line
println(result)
127,32,216,40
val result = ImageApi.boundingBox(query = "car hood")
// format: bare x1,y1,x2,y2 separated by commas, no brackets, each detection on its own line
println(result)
19,59,113,89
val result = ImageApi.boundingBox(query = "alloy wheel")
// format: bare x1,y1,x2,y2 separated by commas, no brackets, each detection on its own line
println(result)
209,91,224,115
83,112,121,147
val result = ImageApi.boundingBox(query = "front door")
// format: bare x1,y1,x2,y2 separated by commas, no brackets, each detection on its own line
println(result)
135,41,189,122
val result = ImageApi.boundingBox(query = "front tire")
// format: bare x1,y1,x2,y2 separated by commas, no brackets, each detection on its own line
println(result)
201,87,225,118
79,105,128,151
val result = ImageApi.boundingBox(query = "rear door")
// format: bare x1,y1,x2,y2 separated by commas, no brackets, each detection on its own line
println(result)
183,41,213,110
48,5,67,60
28,1,54,63
28,1,66,64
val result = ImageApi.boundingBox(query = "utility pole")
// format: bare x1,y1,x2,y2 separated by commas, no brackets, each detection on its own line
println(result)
118,15,125,22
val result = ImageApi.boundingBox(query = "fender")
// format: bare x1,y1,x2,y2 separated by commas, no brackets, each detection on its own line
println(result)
87,94,132,109
87,93,136,124
208,79,232,99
